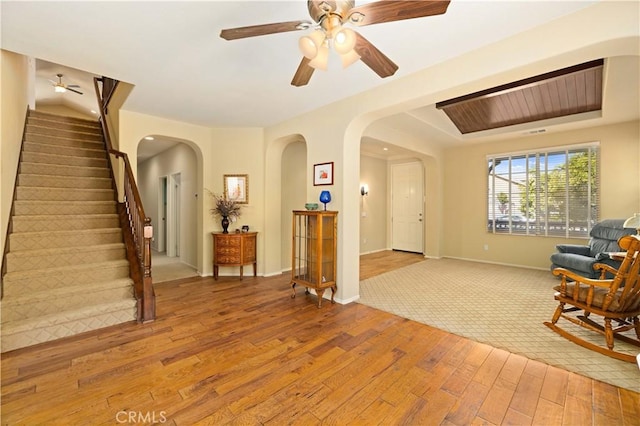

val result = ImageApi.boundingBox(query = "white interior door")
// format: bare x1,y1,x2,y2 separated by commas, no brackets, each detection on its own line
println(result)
157,176,167,252
391,162,424,253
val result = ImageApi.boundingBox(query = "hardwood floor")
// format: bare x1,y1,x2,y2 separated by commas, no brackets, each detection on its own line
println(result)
359,249,425,281
1,252,639,425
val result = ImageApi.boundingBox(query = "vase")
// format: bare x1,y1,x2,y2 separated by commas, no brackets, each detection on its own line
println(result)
319,190,331,210
221,216,230,234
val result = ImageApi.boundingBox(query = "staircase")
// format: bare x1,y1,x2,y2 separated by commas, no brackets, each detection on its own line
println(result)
1,110,137,352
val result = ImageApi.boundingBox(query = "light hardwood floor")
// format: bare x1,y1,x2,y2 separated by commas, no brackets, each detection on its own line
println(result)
359,250,425,281
1,251,638,424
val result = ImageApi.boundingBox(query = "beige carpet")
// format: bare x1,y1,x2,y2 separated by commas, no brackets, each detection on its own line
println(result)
152,251,198,283
358,258,640,393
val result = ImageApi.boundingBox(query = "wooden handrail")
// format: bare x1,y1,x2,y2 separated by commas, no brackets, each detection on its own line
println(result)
94,77,155,322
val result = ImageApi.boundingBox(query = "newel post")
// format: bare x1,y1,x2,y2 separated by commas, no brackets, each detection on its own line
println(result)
142,220,156,322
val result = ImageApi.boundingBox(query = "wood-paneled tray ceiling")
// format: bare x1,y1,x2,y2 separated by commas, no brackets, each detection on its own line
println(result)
436,59,603,134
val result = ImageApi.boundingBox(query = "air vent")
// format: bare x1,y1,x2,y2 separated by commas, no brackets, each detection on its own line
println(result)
525,129,547,135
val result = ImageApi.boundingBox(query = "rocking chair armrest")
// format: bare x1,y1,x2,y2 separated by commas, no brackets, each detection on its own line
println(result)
593,262,619,278
552,267,614,289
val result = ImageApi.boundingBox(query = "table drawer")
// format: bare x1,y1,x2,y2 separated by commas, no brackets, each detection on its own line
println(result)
216,236,241,247
217,246,240,256
217,255,241,264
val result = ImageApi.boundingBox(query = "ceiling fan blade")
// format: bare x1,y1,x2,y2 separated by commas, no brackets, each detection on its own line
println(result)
347,0,451,26
66,87,84,95
291,57,315,87
353,32,398,78
220,20,312,40
67,84,81,88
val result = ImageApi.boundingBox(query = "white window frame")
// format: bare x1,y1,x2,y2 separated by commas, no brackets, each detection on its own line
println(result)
487,142,599,238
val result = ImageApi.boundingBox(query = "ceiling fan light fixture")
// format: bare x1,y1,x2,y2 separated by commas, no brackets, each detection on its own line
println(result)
298,30,326,60
54,85,66,93
340,49,360,68
308,44,329,70
333,27,356,54
348,11,365,24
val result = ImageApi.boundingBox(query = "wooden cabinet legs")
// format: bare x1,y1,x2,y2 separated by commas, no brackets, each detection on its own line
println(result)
291,283,337,308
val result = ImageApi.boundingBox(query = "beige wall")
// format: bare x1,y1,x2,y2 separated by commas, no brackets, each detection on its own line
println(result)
106,82,134,151
118,110,264,277
1,50,30,255
443,120,640,270
360,155,388,254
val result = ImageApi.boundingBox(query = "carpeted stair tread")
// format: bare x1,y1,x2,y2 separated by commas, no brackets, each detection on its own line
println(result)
27,116,101,133
23,141,106,158
3,258,130,280
27,117,101,129
13,200,117,216
9,228,123,251
20,162,109,178
22,151,108,168
6,242,126,258
26,125,103,142
5,243,127,273
2,299,136,335
18,174,112,190
6,277,133,303
16,186,114,202
29,110,100,125
2,260,131,296
2,278,134,321
25,132,104,148
1,300,137,352
12,214,120,232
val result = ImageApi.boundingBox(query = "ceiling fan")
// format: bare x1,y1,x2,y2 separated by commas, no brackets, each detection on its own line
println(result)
50,73,83,95
220,0,451,87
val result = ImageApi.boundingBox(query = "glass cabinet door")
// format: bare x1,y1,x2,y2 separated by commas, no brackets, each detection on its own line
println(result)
291,210,338,307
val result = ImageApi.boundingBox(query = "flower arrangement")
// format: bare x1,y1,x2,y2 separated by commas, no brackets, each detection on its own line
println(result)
207,189,242,220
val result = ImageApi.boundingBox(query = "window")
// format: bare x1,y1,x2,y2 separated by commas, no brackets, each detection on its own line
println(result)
487,143,599,237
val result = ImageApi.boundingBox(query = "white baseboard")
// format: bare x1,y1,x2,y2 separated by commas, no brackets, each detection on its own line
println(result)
359,248,388,256
442,256,548,271
336,294,360,304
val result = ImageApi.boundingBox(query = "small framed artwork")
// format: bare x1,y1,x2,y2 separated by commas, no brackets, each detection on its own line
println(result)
224,174,249,204
313,162,334,186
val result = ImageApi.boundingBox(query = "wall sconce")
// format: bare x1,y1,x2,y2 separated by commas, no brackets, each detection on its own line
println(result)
360,184,369,196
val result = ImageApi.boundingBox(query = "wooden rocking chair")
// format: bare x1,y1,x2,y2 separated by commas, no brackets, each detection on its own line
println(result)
544,234,640,362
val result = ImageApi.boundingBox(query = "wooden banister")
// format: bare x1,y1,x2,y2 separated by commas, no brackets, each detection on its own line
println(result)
94,77,155,322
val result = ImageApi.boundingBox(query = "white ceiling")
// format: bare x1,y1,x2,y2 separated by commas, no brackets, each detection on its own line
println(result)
2,1,638,161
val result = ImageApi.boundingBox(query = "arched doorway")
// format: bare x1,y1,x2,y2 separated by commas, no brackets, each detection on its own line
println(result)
137,136,199,282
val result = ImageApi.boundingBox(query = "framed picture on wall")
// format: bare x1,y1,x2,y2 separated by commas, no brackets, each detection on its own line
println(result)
224,174,248,204
313,162,334,186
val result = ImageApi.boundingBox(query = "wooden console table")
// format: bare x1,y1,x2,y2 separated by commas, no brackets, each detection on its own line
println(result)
212,232,257,280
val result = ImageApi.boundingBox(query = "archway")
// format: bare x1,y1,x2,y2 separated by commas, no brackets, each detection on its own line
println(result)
263,133,308,276
137,136,201,278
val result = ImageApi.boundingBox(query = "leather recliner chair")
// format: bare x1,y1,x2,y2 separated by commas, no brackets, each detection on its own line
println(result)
550,219,635,278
